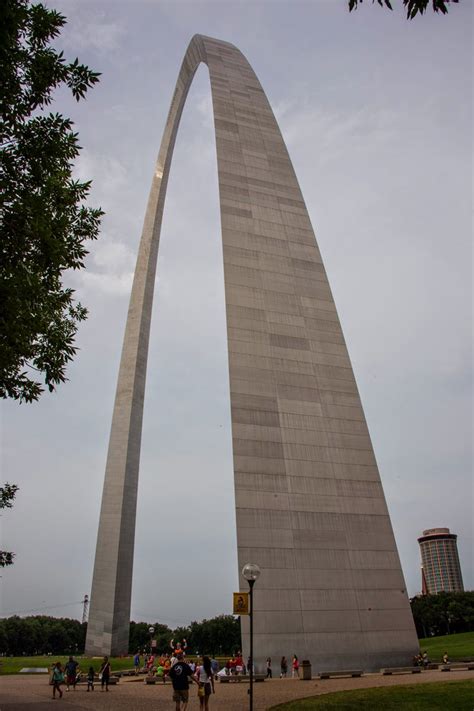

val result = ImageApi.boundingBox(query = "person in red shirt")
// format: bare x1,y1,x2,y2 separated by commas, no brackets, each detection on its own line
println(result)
234,653,243,674
292,655,299,678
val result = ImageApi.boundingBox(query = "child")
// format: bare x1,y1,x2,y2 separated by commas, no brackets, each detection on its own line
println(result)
87,666,95,692
51,662,64,699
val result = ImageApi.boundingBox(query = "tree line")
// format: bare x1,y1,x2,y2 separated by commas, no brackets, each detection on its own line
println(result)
2,593,473,655
0,614,241,656
410,591,474,638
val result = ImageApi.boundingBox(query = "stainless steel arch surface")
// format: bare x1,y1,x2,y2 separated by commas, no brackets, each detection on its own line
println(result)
86,34,418,669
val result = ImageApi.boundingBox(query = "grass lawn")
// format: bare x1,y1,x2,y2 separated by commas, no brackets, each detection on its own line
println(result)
0,655,136,675
0,654,228,675
419,631,474,661
1,632,472,675
269,680,474,710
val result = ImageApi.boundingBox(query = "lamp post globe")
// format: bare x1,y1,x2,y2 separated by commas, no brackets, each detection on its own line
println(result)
242,563,261,582
148,626,155,655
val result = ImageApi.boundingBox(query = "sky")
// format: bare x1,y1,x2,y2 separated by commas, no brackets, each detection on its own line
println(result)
1,0,472,630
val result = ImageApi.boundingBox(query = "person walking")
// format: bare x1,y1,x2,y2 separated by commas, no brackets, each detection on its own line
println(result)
51,661,64,699
196,655,215,710
133,651,141,675
292,655,299,678
64,656,79,691
86,666,95,692
280,656,288,678
169,651,198,711
99,655,111,691
266,657,272,678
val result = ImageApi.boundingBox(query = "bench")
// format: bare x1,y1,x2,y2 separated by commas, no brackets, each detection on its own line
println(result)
115,669,138,677
318,670,363,679
219,674,266,683
381,667,421,675
441,662,474,672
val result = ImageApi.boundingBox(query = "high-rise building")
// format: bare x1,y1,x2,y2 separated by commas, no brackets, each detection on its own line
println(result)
418,528,464,594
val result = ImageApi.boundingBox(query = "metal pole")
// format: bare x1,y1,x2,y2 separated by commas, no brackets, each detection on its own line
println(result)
249,578,255,711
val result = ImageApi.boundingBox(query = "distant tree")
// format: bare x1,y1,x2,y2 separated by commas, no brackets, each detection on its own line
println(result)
411,591,474,638
0,613,241,656
128,621,172,654
0,615,86,655
186,616,240,656
0,483,19,567
128,615,241,656
348,0,459,19
0,0,102,403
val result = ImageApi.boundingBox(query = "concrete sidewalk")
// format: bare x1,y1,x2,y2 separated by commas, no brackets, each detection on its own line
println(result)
1,670,473,710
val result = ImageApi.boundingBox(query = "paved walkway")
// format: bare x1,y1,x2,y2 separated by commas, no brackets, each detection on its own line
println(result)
1,671,473,710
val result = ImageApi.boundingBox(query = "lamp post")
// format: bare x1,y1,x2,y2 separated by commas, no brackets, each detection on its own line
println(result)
148,626,155,656
242,563,261,711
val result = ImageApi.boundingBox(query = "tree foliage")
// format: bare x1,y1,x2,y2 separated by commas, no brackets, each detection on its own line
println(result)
129,621,172,654
186,615,241,656
0,483,19,567
0,615,86,655
0,614,241,656
348,0,459,19
0,0,103,403
410,591,474,638
129,615,241,655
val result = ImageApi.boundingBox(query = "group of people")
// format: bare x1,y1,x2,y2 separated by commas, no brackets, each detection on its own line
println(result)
137,647,214,711
222,652,300,679
50,656,111,699
49,645,302,703
412,650,450,668
412,651,431,668
168,652,215,711
132,638,216,710
223,652,247,675
274,655,299,678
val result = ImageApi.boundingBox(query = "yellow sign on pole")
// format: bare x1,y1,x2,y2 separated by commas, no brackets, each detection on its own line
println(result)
233,592,249,615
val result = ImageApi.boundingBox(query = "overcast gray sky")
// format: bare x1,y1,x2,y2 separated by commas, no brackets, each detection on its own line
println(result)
1,0,472,629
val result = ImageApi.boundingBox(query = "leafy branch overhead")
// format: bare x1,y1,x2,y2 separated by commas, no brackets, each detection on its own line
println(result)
348,0,459,19
0,0,103,403
0,484,19,567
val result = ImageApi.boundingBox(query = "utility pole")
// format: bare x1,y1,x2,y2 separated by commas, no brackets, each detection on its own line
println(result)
82,594,89,624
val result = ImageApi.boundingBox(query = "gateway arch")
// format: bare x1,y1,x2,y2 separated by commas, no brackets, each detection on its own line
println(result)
86,34,418,670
